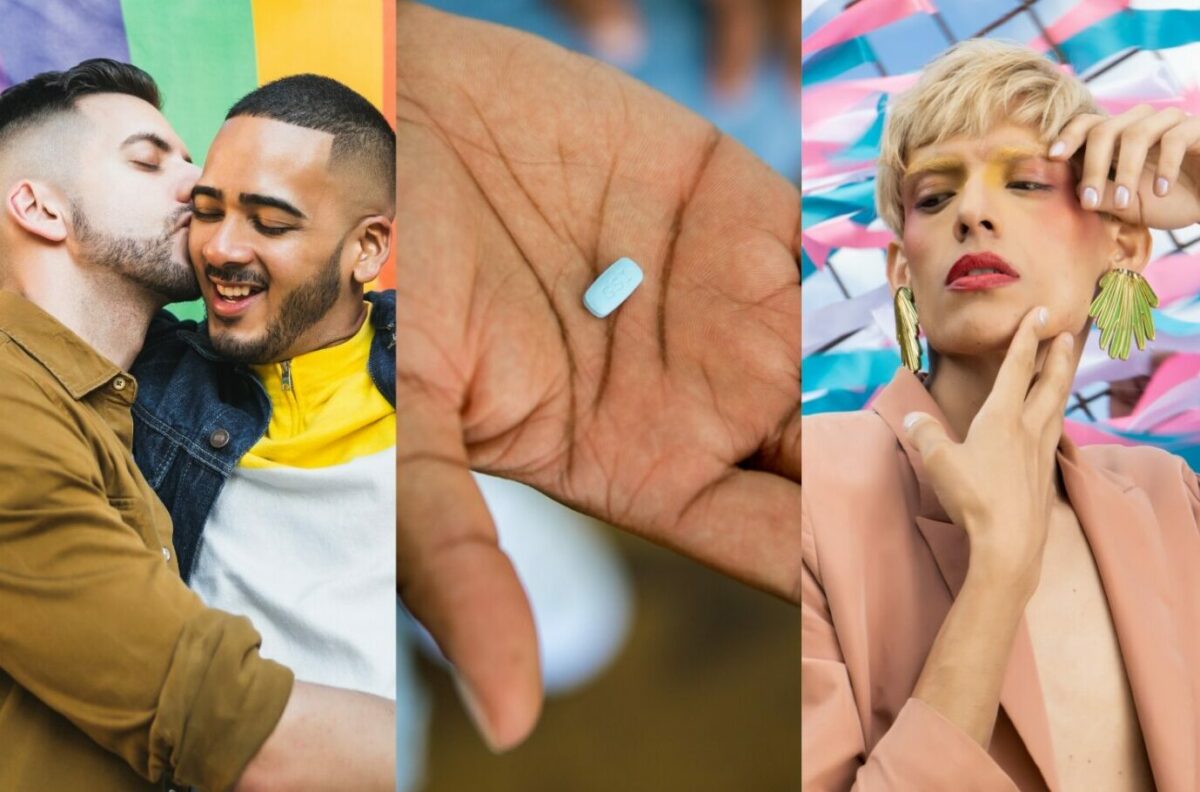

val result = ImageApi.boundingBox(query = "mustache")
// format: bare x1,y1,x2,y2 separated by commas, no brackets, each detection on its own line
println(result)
204,264,268,289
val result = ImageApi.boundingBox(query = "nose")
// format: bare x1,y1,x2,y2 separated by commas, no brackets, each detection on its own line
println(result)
176,161,201,204
200,218,255,267
954,174,998,243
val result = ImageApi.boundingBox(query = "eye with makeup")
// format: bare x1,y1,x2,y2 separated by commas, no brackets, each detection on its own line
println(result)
1007,180,1051,192
915,192,952,212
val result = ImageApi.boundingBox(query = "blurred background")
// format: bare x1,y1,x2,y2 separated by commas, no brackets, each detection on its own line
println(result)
403,1,801,791
0,0,396,321
802,0,1200,467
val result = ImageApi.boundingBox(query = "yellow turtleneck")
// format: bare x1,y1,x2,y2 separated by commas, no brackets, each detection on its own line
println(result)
241,302,395,469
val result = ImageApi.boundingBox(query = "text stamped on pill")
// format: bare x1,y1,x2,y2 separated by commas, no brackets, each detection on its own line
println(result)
583,257,643,318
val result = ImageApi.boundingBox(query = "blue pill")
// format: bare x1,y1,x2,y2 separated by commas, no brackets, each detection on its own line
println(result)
583,257,643,318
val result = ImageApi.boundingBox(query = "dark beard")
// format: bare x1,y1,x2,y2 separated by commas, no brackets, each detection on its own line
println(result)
208,240,344,364
72,202,199,302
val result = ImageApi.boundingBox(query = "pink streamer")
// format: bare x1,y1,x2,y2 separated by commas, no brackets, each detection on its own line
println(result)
1064,418,1140,447
1144,252,1200,306
1127,354,1200,418
803,0,935,58
802,74,918,132
1029,0,1128,53
802,215,895,268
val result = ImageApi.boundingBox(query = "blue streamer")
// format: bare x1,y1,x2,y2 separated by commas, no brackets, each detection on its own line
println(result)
801,37,876,86
1059,10,1200,73
802,177,878,228
802,388,875,416
803,348,904,392
833,94,887,163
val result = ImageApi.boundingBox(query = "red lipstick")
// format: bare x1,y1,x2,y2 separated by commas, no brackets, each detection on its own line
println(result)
945,252,1020,291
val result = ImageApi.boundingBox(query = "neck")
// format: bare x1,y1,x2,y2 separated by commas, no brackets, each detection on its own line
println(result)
926,343,1076,503
278,293,368,361
6,250,164,370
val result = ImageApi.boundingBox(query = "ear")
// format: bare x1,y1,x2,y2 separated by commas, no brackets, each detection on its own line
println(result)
6,180,68,243
1105,216,1152,275
346,215,392,285
885,240,911,292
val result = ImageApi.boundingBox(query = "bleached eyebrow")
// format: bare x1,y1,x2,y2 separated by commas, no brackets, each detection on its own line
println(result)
902,156,965,189
903,147,1049,190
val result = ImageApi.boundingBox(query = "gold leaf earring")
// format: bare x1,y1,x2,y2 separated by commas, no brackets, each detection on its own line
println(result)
1089,269,1158,360
894,286,923,373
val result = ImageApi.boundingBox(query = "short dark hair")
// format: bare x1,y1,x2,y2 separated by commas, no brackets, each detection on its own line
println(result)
226,74,395,206
0,58,160,146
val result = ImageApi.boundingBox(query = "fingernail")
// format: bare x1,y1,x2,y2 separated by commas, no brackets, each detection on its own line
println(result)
903,412,923,432
1155,177,1170,196
1049,140,1065,158
1060,332,1075,350
1082,187,1099,209
1114,185,1129,209
455,675,502,752
1037,307,1049,326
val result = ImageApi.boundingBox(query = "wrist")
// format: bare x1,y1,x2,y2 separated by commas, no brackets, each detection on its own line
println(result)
963,540,1043,604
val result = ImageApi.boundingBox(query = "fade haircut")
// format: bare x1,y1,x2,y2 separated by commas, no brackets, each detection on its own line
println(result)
877,39,1099,234
226,74,395,209
0,58,160,152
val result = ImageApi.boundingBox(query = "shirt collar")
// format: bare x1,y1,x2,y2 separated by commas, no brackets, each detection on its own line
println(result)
0,290,125,400
250,301,374,402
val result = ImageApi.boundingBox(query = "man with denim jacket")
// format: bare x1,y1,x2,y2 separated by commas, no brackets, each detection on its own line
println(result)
130,75,400,703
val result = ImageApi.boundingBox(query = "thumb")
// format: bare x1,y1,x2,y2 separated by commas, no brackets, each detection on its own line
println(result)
902,411,956,481
396,384,541,752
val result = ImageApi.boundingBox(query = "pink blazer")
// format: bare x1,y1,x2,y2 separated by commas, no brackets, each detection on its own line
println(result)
802,369,1200,791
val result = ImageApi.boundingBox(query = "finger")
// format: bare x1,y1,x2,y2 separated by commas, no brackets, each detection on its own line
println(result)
554,0,645,66
705,0,768,98
1048,112,1106,161
774,0,803,93
902,412,956,480
673,465,803,603
986,306,1052,415
1077,104,1156,211
1025,332,1076,435
1155,116,1200,196
751,407,800,482
396,387,541,752
1112,107,1185,209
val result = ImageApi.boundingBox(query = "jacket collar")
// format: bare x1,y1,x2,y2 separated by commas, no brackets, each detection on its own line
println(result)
175,289,396,360
871,367,1193,792
0,290,123,399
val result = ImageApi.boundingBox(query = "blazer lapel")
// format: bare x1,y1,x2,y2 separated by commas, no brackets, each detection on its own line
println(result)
874,369,1061,791
1059,443,1196,792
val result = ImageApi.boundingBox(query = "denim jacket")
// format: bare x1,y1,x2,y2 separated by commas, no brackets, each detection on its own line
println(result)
131,290,395,582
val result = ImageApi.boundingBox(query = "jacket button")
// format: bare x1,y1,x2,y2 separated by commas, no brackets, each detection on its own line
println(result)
208,428,231,449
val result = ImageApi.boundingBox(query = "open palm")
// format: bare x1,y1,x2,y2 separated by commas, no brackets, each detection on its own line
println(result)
397,3,799,749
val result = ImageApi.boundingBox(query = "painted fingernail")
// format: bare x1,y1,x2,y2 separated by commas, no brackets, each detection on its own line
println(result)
1049,140,1066,158
1115,185,1130,209
1036,307,1049,326
1155,177,1170,196
903,413,923,432
1082,187,1099,209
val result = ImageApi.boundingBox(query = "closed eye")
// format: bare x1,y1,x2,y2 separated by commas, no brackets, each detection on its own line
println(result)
1008,181,1050,191
253,219,294,237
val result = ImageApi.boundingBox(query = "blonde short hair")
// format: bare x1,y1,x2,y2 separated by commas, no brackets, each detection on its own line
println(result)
876,38,1099,234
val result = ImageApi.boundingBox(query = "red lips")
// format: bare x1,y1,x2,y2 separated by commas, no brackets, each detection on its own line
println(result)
945,252,1021,291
